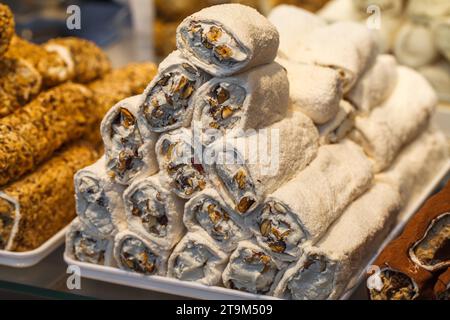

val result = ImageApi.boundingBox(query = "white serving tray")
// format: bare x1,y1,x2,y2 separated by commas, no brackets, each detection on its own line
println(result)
64,161,450,300
0,225,69,268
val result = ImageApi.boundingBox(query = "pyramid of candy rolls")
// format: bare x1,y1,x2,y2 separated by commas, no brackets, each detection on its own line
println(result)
0,4,157,252
66,4,449,299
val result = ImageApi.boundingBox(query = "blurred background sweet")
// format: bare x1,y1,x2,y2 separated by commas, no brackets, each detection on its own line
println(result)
318,0,450,102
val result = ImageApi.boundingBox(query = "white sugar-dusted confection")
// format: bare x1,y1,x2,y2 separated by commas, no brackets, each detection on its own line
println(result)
277,58,343,124
394,22,438,68
122,174,185,250
138,51,211,133
100,95,159,185
222,240,287,295
347,54,398,114
292,21,378,93
376,128,449,207
273,183,402,300
176,4,279,77
65,218,115,266
318,0,363,23
184,188,252,252
318,100,355,145
245,140,373,262
114,230,169,276
351,66,437,172
434,18,450,62
268,5,326,57
155,128,210,199
206,110,319,214
74,156,126,237
167,230,229,286
192,62,289,145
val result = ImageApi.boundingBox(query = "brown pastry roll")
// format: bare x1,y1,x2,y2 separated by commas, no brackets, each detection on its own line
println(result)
154,19,179,58
44,37,111,83
155,0,208,21
434,268,450,300
0,3,14,57
0,82,95,186
0,142,98,252
0,57,42,117
368,182,450,300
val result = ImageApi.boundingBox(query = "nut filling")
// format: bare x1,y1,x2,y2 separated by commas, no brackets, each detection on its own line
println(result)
73,231,108,265
215,154,256,213
128,184,168,237
199,82,246,136
160,138,207,198
173,242,213,281
437,286,450,300
181,22,248,68
193,198,241,243
257,201,306,258
78,176,115,235
287,255,335,300
369,269,418,300
119,237,159,275
227,249,278,294
108,107,144,182
411,213,450,269
0,197,15,250
142,63,203,131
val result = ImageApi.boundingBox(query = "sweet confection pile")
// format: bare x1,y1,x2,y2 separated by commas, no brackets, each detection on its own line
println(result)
65,4,449,299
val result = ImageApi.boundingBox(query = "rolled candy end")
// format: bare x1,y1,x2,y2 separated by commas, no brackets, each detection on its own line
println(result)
117,235,161,275
409,212,450,271
369,269,419,300
126,182,169,238
141,61,206,132
255,200,306,260
0,195,18,250
72,230,109,265
172,241,214,282
284,254,336,300
0,4,14,57
224,246,279,294
157,134,208,199
178,21,249,72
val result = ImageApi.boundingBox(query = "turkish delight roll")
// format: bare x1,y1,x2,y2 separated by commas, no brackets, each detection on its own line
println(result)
184,188,252,252
155,128,209,199
273,183,402,300
176,4,279,77
0,4,13,57
0,82,95,186
74,156,126,237
246,140,373,262
65,218,114,266
191,62,289,144
114,230,169,276
138,51,210,133
101,95,159,185
123,174,185,250
277,58,343,124
222,240,286,295
207,110,319,214
0,57,42,117
268,5,326,58
368,182,450,300
376,128,449,206
44,37,111,83
318,100,355,145
351,66,437,172
167,230,229,285
434,268,450,300
347,54,398,114
6,36,74,87
292,21,378,93
0,142,98,251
